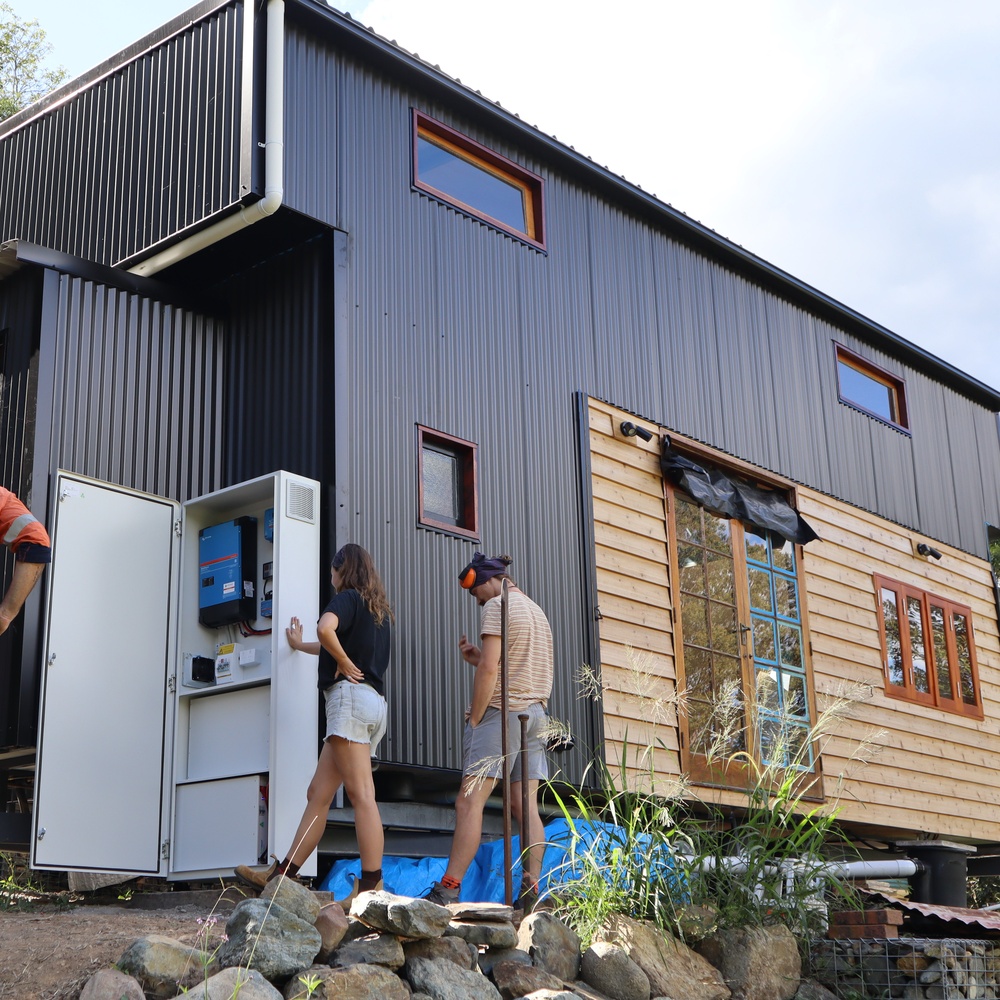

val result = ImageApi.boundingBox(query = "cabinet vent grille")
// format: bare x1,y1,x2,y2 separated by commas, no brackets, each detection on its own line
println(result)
286,481,317,524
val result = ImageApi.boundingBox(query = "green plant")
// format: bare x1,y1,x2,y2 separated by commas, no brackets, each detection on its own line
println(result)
296,971,323,997
0,850,48,910
543,653,878,946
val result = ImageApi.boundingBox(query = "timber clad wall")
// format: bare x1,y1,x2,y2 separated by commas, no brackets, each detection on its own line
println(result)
589,397,1000,842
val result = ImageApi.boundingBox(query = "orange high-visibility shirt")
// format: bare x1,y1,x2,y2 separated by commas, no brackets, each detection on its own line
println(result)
0,487,51,562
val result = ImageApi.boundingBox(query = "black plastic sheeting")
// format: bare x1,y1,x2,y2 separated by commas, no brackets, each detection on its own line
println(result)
660,442,820,546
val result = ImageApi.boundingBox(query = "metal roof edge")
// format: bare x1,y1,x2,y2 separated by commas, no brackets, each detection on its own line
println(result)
0,240,216,313
0,0,235,139
291,1,1000,411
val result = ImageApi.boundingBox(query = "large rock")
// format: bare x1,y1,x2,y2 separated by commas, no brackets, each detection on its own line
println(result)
580,941,651,1000
351,889,454,938
491,958,565,999
406,955,503,999
117,934,218,997
517,911,581,981
281,962,411,999
404,934,480,970
479,946,533,975
445,918,519,948
314,902,350,961
697,924,801,1000
793,979,841,1000
79,968,145,1000
261,876,323,925
598,913,729,1000
329,930,406,970
218,898,322,980
178,965,282,999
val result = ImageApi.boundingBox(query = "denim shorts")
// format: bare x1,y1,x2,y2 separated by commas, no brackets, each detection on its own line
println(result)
324,681,387,752
462,701,548,782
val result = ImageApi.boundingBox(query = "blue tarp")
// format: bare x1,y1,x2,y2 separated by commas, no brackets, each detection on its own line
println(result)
318,817,684,902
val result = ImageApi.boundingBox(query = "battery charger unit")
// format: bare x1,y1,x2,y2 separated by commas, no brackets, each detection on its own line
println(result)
198,516,257,627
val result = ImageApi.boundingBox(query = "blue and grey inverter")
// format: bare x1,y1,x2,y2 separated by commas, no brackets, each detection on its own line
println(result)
198,516,257,628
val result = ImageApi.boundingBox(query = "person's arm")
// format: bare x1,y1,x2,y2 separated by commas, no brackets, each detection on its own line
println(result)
316,610,363,683
468,633,501,726
0,561,45,636
285,616,321,655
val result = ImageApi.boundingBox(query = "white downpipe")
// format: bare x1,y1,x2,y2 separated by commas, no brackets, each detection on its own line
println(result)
128,0,284,278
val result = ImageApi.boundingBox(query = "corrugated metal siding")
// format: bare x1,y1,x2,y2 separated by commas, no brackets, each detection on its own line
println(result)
0,1,248,268
281,35,1000,777
42,275,223,501
221,236,331,487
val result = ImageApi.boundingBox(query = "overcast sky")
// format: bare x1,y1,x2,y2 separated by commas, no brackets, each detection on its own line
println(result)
24,0,1000,394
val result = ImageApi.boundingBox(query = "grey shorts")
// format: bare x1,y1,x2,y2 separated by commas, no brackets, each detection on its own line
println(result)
463,701,549,782
324,682,387,753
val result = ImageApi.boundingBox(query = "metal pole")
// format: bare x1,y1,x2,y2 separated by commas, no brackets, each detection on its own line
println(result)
518,712,530,900
500,578,512,907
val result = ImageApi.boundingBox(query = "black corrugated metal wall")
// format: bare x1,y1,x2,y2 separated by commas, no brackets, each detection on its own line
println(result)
281,22,1000,776
0,0,250,268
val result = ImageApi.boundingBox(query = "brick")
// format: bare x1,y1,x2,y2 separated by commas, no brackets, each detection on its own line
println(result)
864,909,904,926
830,911,866,925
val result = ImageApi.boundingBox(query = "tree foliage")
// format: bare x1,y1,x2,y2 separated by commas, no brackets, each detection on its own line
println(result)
0,2,67,122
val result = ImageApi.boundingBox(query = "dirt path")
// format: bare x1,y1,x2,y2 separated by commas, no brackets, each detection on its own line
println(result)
0,898,233,999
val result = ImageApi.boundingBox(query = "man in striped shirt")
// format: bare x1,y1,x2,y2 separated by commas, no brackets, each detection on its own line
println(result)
0,487,51,636
424,552,553,909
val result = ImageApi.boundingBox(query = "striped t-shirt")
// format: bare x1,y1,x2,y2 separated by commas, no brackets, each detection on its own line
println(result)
480,588,553,711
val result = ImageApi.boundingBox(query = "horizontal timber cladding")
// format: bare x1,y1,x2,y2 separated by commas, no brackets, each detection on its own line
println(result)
282,21,1000,559
0,1,249,269
589,397,1000,842
38,272,223,503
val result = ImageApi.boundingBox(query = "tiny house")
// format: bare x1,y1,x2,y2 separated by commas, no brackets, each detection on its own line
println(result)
2,0,1000,878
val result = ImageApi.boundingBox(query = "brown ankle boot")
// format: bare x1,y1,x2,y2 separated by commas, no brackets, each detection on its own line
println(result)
233,860,279,891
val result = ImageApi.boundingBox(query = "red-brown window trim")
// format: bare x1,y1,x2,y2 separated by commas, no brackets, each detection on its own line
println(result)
873,573,983,719
411,109,546,250
835,344,910,433
417,424,480,541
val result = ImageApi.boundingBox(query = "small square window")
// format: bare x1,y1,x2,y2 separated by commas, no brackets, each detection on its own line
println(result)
417,425,479,540
835,345,909,431
412,110,545,249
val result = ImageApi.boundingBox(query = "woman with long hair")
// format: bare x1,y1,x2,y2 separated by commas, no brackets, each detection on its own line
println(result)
235,543,393,901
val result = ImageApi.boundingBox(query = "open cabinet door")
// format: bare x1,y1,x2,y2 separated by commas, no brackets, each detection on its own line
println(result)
32,473,178,874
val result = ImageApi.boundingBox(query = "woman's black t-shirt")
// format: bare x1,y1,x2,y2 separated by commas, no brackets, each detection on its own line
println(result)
317,588,391,696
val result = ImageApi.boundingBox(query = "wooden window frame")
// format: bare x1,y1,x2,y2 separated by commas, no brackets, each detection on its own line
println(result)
874,574,983,719
664,436,821,797
417,425,480,541
412,110,546,250
835,344,910,432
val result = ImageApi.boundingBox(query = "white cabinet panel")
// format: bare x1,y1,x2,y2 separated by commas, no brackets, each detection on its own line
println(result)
33,475,176,873
186,686,270,780
172,777,263,872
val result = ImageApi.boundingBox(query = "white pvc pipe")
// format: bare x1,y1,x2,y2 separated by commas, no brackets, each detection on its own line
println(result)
129,0,285,277
687,855,921,881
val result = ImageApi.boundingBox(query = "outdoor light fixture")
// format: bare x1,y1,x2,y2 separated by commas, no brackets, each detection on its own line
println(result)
620,421,653,443
916,542,943,560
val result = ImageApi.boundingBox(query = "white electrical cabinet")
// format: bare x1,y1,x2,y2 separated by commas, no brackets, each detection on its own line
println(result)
32,471,321,880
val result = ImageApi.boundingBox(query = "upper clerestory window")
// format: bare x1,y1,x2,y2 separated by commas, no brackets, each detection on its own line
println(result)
835,344,909,432
412,110,545,249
